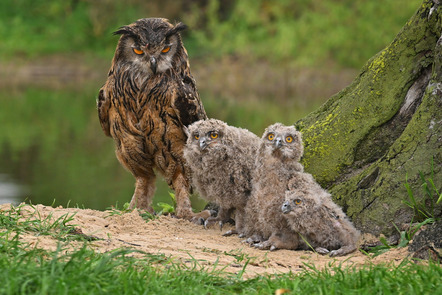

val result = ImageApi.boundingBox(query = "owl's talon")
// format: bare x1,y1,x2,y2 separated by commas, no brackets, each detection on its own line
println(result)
329,249,345,257
253,243,264,250
189,215,206,225
315,247,330,255
222,230,232,236
223,229,237,237
203,217,218,229
198,217,205,225
253,240,273,250
242,238,255,245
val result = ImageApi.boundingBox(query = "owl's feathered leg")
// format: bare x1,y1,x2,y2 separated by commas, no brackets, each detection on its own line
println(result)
129,175,156,213
115,141,156,212
172,172,211,223
222,208,246,237
234,208,246,236
204,207,233,230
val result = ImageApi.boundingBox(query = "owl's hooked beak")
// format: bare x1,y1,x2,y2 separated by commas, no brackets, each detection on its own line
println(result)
150,56,157,74
274,137,283,148
281,201,291,214
199,138,208,150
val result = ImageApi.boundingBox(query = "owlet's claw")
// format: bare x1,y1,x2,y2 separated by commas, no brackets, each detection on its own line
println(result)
315,247,330,255
203,219,210,230
222,229,238,237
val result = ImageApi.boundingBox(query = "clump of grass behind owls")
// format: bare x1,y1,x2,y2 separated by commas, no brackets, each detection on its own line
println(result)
282,172,361,257
183,119,260,235
243,123,306,251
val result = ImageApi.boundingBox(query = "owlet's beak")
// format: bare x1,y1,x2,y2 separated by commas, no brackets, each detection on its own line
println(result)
274,137,283,148
281,201,291,214
199,138,208,150
150,56,157,74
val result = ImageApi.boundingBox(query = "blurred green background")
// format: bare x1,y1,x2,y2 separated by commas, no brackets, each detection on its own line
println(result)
0,0,421,211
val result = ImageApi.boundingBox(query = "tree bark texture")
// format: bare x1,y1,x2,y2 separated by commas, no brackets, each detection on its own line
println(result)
295,0,442,235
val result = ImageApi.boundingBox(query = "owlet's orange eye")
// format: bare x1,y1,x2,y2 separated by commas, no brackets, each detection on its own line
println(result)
133,48,144,55
162,46,171,53
295,199,302,205
268,133,275,141
210,133,218,139
194,134,200,140
286,136,293,143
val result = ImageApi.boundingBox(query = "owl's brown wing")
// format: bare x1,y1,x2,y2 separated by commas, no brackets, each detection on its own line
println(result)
173,74,207,127
97,87,111,137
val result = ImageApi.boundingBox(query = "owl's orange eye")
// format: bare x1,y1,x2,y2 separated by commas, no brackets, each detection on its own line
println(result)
210,132,218,139
268,133,275,141
162,46,171,53
194,134,200,140
286,136,293,143
294,199,302,205
133,48,144,55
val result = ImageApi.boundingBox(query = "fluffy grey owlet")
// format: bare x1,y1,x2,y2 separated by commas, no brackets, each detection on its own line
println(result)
183,119,260,235
282,172,360,257
243,123,305,250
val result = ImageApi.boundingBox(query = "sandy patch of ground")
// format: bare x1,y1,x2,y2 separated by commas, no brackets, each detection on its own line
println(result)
2,203,412,279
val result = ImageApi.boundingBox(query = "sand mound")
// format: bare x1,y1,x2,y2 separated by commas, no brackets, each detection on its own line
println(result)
2,203,413,278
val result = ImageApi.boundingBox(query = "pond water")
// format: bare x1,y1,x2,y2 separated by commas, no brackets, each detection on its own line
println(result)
0,83,210,212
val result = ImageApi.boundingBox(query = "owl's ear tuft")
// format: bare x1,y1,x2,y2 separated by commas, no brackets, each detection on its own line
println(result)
166,22,187,37
113,26,133,36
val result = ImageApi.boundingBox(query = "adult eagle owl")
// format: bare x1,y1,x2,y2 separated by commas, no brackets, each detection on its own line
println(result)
97,18,210,222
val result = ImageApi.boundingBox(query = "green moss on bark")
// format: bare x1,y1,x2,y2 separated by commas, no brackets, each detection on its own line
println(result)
295,0,442,235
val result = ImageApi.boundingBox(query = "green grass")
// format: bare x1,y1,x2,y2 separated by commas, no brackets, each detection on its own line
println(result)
396,159,442,247
404,158,442,223
1,204,441,294
1,241,440,294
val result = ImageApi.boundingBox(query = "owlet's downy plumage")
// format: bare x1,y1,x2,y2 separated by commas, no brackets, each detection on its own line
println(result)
243,123,305,250
183,119,260,235
282,172,360,257
97,18,210,222
243,123,359,256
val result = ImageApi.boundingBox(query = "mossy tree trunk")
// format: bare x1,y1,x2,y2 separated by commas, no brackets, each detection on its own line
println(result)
296,0,442,235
